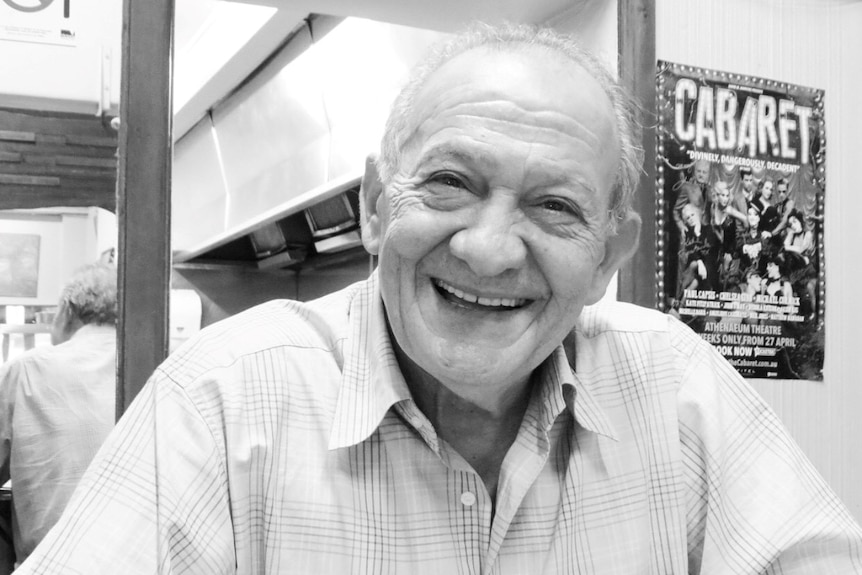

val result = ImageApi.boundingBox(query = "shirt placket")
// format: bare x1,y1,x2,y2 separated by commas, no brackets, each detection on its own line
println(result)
395,400,494,574
447,464,492,575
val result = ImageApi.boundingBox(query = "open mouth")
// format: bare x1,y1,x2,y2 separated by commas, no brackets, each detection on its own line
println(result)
433,278,530,310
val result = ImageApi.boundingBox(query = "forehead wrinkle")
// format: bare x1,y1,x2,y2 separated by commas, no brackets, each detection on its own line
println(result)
415,115,604,174
462,114,604,154
445,98,605,148
403,95,608,161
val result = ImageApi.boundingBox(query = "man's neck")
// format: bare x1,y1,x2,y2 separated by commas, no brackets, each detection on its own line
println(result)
391,342,532,500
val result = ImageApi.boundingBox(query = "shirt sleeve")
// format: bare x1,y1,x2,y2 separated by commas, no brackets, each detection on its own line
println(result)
676,331,862,574
15,368,236,575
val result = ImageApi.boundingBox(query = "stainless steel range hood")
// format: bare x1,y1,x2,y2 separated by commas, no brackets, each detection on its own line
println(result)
171,16,449,269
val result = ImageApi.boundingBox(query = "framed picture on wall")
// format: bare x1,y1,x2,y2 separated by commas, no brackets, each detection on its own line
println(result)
0,232,41,298
0,213,63,306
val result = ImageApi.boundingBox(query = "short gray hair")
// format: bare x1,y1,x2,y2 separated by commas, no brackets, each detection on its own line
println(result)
59,262,117,326
376,21,644,229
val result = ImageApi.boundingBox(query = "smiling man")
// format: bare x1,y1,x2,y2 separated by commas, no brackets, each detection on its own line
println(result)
18,23,862,575
360,38,639,500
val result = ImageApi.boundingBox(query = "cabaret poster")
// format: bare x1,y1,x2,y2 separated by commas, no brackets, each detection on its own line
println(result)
655,61,825,380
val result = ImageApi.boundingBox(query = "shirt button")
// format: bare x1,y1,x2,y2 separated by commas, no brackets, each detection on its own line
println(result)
460,491,476,506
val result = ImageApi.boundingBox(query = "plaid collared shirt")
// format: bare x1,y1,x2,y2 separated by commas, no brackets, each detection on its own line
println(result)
18,272,862,574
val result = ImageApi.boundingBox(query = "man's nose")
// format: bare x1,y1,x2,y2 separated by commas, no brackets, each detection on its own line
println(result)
448,200,527,277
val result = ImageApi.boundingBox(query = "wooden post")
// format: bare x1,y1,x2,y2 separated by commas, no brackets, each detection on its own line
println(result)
617,0,657,307
116,0,174,417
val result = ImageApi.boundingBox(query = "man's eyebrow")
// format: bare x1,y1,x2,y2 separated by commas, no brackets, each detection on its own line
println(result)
416,143,490,167
416,143,602,196
528,159,600,194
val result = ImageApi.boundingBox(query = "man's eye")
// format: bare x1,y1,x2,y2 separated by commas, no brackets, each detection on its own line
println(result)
529,196,584,230
428,173,466,189
539,198,580,216
542,199,569,212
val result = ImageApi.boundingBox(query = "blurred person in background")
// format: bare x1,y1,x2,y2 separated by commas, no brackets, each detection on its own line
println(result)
0,262,117,566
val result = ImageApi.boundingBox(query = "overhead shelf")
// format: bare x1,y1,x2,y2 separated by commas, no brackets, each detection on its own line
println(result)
172,172,363,272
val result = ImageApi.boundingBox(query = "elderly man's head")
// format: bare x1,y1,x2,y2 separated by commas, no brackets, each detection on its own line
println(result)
376,23,643,229
360,23,641,396
693,160,710,186
51,262,117,345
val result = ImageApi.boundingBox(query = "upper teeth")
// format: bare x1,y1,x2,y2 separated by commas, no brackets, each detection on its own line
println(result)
434,279,526,308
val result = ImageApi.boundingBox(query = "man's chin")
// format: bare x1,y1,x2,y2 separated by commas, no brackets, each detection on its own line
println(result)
420,295,540,350
423,342,537,387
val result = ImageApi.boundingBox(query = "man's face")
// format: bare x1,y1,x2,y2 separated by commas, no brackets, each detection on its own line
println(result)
694,162,709,185
777,182,788,201
363,46,634,393
749,274,762,292
742,174,754,193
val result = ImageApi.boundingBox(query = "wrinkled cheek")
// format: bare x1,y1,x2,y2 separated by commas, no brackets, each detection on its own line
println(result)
547,260,597,311
385,210,458,261
379,224,425,267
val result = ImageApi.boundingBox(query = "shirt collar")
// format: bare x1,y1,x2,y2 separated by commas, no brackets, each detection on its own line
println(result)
328,271,412,450
328,272,618,449
545,342,619,441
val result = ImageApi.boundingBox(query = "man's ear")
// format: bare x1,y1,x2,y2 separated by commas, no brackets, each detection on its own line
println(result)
585,211,642,305
359,154,384,255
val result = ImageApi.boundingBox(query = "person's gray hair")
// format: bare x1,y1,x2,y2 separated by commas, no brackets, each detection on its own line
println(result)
376,21,644,231
58,262,117,326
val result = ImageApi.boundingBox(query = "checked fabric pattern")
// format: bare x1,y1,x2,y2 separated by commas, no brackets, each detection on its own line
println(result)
17,273,862,574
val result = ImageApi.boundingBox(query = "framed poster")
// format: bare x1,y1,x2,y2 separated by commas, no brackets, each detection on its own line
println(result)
0,233,41,297
0,214,62,306
655,61,825,380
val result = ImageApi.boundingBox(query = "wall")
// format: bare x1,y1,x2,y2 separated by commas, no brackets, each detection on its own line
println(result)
170,254,372,329
295,255,374,302
657,0,862,520
171,267,298,328
548,0,618,71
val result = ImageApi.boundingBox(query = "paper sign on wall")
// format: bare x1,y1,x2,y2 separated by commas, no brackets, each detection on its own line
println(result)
655,60,826,381
0,0,77,46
